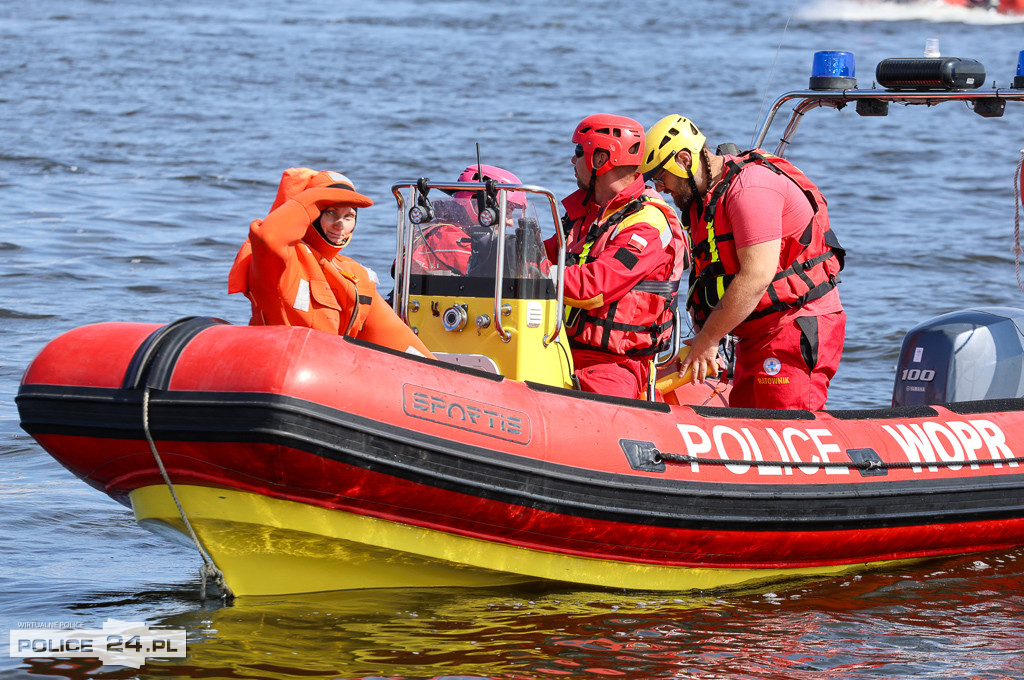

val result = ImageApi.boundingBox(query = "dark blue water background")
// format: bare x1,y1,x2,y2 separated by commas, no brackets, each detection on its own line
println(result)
3,0,1024,677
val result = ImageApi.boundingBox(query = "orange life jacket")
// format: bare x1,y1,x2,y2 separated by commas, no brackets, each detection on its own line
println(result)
687,151,845,333
229,204,377,336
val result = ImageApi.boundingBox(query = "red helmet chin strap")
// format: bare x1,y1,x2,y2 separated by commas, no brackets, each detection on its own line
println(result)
583,173,597,207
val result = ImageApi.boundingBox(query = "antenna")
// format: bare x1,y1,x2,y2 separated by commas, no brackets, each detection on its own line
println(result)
476,142,483,182
752,0,798,148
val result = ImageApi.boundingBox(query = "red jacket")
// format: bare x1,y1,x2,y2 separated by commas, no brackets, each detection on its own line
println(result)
410,223,473,275
549,176,687,356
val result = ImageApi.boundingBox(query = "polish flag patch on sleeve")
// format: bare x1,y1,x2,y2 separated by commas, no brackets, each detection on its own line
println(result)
628,233,648,251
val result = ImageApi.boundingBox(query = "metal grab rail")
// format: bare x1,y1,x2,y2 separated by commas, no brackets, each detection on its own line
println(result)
752,88,1024,157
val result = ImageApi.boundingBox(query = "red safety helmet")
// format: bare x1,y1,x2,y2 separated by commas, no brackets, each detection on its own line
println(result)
571,114,645,176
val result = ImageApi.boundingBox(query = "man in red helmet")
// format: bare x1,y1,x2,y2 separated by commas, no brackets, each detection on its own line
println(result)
545,114,688,400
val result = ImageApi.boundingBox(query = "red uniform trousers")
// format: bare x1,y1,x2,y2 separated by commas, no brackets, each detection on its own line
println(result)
572,347,650,400
729,311,845,411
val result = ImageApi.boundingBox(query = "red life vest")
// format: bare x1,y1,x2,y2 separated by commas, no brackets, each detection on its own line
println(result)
563,183,688,357
687,151,845,332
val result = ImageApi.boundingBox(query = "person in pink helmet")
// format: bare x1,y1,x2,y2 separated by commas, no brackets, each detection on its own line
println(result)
451,164,527,221
411,164,525,276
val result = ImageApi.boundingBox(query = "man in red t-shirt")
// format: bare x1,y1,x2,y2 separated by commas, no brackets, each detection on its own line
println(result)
640,115,845,410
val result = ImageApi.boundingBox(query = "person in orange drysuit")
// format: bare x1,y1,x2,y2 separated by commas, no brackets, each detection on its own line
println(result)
228,167,433,357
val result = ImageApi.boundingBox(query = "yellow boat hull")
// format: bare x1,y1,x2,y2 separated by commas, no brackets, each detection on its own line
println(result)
131,484,898,597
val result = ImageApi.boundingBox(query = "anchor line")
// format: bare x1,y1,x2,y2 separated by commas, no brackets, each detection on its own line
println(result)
142,387,235,602
655,450,1024,470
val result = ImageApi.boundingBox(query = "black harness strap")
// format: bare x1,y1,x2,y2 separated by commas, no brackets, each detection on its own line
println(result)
586,197,647,244
746,275,841,321
633,279,680,298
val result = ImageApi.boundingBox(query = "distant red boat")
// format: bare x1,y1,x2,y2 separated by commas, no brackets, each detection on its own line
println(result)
940,0,1023,13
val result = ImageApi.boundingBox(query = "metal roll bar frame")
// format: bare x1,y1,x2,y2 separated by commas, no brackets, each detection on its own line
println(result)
752,87,1024,158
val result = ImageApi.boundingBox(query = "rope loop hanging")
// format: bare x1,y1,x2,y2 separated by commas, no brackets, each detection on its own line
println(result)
1014,150,1024,294
143,388,234,602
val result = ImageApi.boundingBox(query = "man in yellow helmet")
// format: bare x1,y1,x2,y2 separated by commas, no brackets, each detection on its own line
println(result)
641,115,846,410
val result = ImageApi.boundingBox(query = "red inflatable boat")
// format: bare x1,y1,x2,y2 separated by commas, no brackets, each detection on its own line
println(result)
17,309,1024,597
944,0,1024,14
17,52,1024,597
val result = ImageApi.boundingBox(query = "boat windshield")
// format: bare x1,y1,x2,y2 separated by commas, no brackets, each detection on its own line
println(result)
407,192,550,282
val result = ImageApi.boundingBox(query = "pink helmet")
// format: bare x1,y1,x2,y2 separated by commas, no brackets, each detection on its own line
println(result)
454,164,526,208
457,164,521,185
572,114,645,176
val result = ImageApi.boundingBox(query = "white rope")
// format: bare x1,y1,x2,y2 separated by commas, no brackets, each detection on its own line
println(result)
142,388,234,601
1015,149,1024,295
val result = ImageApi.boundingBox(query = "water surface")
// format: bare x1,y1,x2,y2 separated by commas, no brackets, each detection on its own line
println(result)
3,0,1024,677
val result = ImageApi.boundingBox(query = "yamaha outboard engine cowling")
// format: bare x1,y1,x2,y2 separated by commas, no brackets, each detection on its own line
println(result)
892,307,1024,406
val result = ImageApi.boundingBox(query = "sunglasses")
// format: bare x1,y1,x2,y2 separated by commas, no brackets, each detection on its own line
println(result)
642,151,680,185
574,143,584,159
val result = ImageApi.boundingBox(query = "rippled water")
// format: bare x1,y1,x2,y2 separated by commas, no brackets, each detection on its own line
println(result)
3,0,1024,677
7,554,1024,679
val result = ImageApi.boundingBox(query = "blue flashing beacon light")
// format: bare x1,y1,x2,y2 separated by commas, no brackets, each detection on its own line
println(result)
810,50,856,91
1014,50,1024,89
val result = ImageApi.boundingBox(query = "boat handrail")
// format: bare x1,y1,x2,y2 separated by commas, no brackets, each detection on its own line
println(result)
753,88,1024,157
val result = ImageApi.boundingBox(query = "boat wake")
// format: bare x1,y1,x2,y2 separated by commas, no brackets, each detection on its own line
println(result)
799,0,1024,24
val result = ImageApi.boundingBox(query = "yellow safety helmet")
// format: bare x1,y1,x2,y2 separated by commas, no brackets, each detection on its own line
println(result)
641,114,707,180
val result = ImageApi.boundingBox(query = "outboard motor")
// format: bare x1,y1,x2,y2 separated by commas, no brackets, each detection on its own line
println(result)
892,307,1024,406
